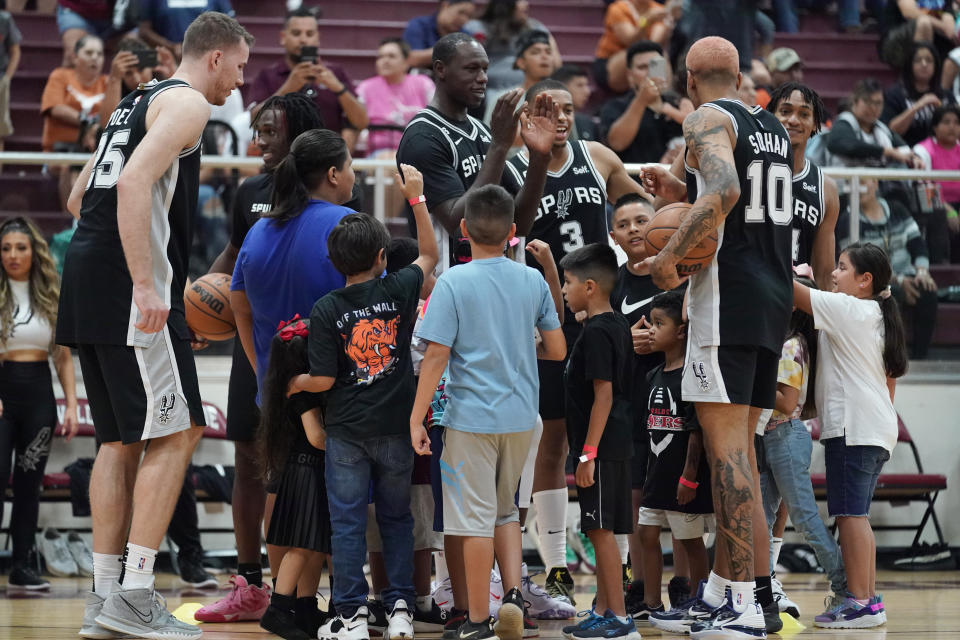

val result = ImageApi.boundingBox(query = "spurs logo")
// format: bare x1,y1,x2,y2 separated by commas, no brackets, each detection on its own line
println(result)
158,393,177,424
556,188,574,220
693,362,710,391
17,426,52,472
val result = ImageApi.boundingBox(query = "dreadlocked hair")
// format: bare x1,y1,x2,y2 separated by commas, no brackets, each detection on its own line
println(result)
766,81,829,136
252,92,326,141
0,217,61,355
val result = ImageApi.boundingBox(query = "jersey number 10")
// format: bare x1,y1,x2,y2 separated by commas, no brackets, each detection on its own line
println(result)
743,160,792,225
86,129,130,191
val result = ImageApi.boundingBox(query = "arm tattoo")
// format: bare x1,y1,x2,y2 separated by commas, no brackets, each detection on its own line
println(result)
711,449,755,581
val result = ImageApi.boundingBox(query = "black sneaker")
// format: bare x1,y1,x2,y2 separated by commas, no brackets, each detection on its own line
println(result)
296,596,327,637
621,565,632,591
367,599,389,635
177,549,217,589
414,600,450,633
8,565,50,591
667,576,690,610
762,598,783,633
261,603,311,640
632,602,665,622
544,567,575,607
443,608,468,640
523,610,539,638
494,587,524,640
458,617,495,640
624,580,645,617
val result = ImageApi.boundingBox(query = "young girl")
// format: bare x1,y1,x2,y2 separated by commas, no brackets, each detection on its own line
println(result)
759,273,847,620
257,316,331,640
793,243,907,629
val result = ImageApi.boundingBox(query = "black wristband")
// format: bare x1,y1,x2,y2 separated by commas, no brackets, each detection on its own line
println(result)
334,87,348,96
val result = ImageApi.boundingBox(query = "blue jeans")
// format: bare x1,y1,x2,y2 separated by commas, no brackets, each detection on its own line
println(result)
326,434,415,615
760,419,847,596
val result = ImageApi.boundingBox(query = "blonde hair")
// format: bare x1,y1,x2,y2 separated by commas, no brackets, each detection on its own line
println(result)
0,217,61,352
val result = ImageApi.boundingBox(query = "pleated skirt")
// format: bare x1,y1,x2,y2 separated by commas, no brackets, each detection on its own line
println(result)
266,451,331,553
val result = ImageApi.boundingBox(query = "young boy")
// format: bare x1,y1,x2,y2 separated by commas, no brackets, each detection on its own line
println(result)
410,184,566,640
558,243,639,640
640,291,714,634
289,164,439,640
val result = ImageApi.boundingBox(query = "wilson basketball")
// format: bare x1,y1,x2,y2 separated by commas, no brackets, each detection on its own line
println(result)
643,202,719,276
185,273,235,340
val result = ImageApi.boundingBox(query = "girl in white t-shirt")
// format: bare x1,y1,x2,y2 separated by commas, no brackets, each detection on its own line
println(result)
792,242,907,630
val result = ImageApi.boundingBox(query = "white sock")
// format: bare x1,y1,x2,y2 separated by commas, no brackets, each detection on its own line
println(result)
703,571,731,608
615,534,629,565
417,594,433,612
92,552,122,595
121,543,157,590
770,537,784,570
730,580,756,612
532,488,567,570
434,551,449,584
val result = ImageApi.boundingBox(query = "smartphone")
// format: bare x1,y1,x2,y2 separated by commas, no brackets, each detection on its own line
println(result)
298,46,318,64
135,49,158,70
648,56,667,82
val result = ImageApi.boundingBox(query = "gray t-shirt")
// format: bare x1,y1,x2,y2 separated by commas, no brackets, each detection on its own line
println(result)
0,11,22,75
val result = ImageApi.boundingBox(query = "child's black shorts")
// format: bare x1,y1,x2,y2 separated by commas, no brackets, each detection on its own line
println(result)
578,458,633,534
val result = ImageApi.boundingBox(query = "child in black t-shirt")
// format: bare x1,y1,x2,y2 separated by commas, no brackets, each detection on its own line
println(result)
559,243,639,640
287,165,439,640
636,291,713,619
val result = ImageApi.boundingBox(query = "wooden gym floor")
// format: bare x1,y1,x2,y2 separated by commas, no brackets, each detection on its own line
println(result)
1,570,958,639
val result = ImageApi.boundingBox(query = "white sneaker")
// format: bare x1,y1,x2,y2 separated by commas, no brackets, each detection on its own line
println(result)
771,574,800,618
319,606,371,640
489,569,505,619
67,532,95,577
520,563,575,620
432,577,454,612
387,600,415,640
37,527,77,577
690,593,766,640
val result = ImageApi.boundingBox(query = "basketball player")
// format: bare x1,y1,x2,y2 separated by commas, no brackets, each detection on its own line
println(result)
502,78,648,610
641,37,793,639
57,13,252,640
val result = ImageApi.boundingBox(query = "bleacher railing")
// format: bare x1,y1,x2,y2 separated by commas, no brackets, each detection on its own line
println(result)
4,152,960,243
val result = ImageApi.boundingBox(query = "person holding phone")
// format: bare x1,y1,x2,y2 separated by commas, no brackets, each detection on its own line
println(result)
600,41,688,165
102,37,177,117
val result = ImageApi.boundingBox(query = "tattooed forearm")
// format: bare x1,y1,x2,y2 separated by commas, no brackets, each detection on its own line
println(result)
711,449,755,581
665,197,719,261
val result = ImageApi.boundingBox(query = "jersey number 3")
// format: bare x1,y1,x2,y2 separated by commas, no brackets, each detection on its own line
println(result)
86,129,130,191
744,161,792,225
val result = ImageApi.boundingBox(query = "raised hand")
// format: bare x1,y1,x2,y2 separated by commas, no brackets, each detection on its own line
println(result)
490,88,524,146
519,92,560,157
397,163,424,201
641,164,686,202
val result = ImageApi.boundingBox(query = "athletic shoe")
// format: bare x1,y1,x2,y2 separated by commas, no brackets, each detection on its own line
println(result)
648,581,715,635
79,591,126,639
194,574,271,622
623,580,645,619
387,600,414,640
67,532,95,577
761,599,782,633
490,569,505,618
261,602,311,640
621,565,632,589
443,608,468,640
544,566,576,608
562,611,604,638
494,586,525,640
433,577,454,612
812,596,884,629
870,594,887,624
458,617,495,640
568,531,596,573
570,611,641,639
630,602,664,622
7,565,50,591
689,592,765,640
523,611,539,639
367,599,389,635
667,576,690,609
521,563,575,620
177,549,218,589
566,543,581,573
413,600,451,633
770,574,799,618
318,606,371,640
96,587,202,640
37,528,77,577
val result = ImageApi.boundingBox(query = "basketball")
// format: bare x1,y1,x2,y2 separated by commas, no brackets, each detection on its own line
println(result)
643,202,719,276
185,273,236,341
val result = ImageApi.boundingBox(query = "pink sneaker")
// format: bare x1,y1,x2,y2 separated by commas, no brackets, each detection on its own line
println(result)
194,574,271,622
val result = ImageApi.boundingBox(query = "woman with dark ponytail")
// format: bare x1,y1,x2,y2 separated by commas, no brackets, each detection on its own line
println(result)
792,242,907,630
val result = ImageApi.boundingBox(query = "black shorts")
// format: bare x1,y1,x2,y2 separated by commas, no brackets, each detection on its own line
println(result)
226,339,261,441
631,434,649,490
77,334,205,445
578,459,633,534
682,343,779,410
538,323,581,421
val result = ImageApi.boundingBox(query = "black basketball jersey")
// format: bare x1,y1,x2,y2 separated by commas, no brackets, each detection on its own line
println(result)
56,79,202,348
230,172,274,249
791,159,825,266
684,99,793,354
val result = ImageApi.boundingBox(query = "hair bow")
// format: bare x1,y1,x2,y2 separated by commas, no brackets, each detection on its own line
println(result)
278,314,309,341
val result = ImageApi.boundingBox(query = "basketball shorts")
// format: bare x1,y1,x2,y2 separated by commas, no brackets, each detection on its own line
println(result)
578,459,633,535
226,339,261,441
631,432,650,490
537,323,581,420
637,507,715,540
77,331,205,444
366,484,441,552
682,342,779,410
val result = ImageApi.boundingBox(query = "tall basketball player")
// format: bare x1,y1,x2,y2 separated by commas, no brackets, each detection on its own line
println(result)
503,78,648,614
57,13,252,640
642,37,793,640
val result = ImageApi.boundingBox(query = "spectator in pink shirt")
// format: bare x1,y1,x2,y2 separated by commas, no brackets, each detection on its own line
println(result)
914,104,960,261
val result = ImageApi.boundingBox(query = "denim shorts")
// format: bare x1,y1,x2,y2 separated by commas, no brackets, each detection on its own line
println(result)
823,436,890,517
56,5,114,36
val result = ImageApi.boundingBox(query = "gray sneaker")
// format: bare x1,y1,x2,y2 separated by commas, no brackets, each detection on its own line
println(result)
79,591,126,639
68,532,95,578
96,587,202,640
38,527,78,577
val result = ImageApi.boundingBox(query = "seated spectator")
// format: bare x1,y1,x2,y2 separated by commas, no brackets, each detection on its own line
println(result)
766,47,804,89
880,0,956,69
738,72,758,107
403,0,475,69
138,0,234,61
0,2,21,159
41,34,107,153
838,178,939,359
552,64,599,141
751,57,773,108
55,0,117,66
600,41,683,164
883,41,955,147
247,7,369,151
772,0,884,33
827,78,922,168
101,37,175,116
668,0,754,75
356,38,435,158
483,29,556,123
594,0,670,93
913,105,960,262
465,0,561,91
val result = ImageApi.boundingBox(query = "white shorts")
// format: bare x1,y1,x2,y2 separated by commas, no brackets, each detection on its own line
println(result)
517,415,543,509
637,507,715,540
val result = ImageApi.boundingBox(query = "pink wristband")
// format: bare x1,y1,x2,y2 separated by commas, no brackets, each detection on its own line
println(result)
579,445,598,463
678,477,699,489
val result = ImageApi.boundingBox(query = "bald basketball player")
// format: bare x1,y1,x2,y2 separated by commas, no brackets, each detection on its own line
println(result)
640,36,793,640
